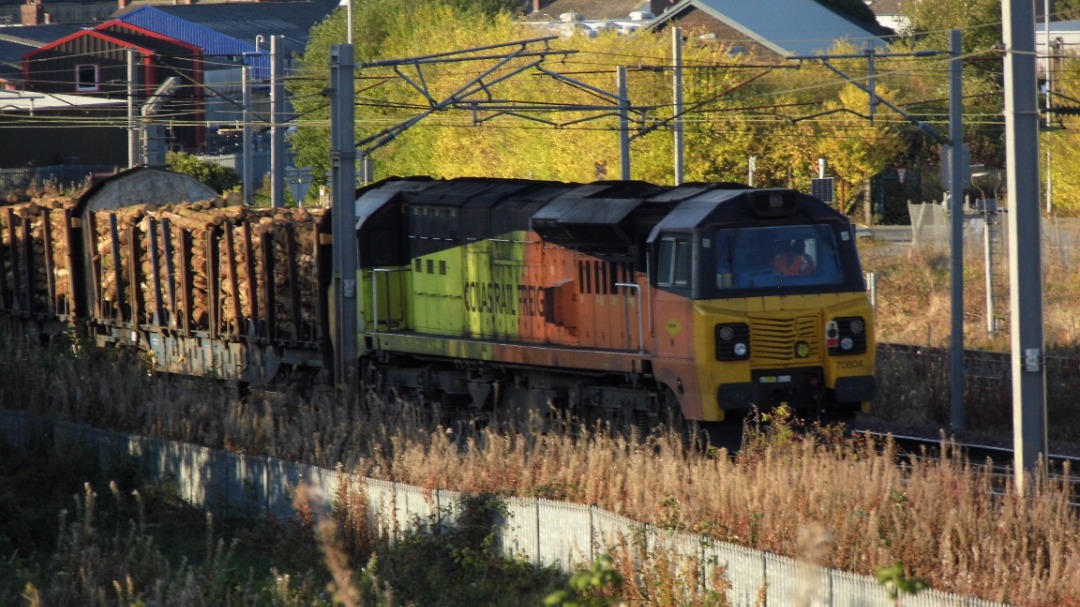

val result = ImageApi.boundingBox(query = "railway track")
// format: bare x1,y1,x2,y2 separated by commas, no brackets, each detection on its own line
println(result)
854,430,1080,505
877,342,1080,381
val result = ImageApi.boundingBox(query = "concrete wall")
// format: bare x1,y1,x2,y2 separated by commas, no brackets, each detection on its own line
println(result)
0,408,1012,607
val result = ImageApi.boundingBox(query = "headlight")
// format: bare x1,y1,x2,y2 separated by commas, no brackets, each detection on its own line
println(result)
715,323,751,360
828,317,868,356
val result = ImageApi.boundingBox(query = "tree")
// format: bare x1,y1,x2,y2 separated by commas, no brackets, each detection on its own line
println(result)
165,151,240,194
896,0,1006,178
287,0,913,207
812,83,909,217
1043,49,1080,215
287,0,527,183
1053,0,1080,20
899,0,1002,53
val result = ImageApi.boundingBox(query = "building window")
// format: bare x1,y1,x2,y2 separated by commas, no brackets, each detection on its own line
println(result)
75,64,100,92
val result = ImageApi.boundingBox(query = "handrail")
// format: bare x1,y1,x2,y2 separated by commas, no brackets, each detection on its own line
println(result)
615,282,645,353
371,267,409,332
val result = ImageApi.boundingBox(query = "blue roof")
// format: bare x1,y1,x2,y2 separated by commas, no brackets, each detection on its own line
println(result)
0,23,89,46
0,38,33,82
117,0,337,78
646,0,886,56
151,0,337,55
1038,19,1080,33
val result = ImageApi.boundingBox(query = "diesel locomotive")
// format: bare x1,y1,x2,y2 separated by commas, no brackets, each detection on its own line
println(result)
0,174,875,425
351,177,876,425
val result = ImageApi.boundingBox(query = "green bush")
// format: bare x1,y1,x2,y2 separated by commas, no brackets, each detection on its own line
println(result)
166,151,240,194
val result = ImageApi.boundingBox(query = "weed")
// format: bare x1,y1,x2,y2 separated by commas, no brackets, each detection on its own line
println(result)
5,304,1080,604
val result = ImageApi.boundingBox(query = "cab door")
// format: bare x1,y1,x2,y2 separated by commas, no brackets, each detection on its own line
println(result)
652,233,695,359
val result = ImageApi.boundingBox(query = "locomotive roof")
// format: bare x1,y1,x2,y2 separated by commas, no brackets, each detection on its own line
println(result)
354,177,841,253
646,186,848,243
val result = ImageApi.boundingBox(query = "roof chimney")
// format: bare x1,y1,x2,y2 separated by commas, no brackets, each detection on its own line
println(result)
649,0,673,18
21,0,44,25
118,0,129,10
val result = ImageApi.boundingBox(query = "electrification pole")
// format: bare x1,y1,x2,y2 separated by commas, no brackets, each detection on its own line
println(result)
617,66,630,180
1003,0,1048,492
672,27,684,185
127,49,139,167
242,63,253,206
270,35,285,208
330,44,358,398
948,29,965,431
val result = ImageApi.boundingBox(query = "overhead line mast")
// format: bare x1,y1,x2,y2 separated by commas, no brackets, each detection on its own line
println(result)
790,43,968,434
1003,0,1049,493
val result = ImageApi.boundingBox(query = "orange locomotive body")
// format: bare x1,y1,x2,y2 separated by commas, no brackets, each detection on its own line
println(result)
355,177,876,425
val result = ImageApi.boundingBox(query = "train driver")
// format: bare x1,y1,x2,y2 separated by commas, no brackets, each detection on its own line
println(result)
772,239,816,276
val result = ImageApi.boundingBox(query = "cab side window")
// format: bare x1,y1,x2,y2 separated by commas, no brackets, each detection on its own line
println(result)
658,236,691,288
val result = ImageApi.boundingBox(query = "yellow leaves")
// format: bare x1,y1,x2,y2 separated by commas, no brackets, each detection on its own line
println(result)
1043,58,1080,215
381,5,519,58
295,2,915,194
807,80,907,209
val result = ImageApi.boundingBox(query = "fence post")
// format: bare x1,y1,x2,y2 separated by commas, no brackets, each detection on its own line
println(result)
263,455,270,519
535,499,542,567
763,551,769,607
589,504,595,563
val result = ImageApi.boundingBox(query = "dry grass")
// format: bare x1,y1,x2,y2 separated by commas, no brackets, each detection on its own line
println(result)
860,230,1080,351
5,332,1080,606
861,236,1080,441
7,234,1080,605
15,479,327,607
370,413,1080,606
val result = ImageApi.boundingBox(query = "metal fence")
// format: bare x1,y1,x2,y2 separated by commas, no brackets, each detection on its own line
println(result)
0,164,120,194
0,409,1009,607
907,200,1080,263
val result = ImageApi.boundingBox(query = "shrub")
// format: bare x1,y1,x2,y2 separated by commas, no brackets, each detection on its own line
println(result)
166,151,240,194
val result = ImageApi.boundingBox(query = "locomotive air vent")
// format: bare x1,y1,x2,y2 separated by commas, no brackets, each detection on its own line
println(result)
531,195,643,250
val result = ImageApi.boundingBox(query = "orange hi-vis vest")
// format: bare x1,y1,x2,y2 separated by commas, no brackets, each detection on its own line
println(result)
774,252,814,276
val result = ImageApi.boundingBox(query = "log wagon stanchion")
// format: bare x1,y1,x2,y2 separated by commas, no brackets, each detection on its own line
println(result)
84,198,332,387
0,195,82,341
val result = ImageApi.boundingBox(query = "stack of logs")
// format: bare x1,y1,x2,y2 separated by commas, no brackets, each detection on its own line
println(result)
0,194,78,317
92,196,328,343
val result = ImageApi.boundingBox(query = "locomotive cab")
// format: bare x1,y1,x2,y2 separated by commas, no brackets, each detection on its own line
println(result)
646,188,876,421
